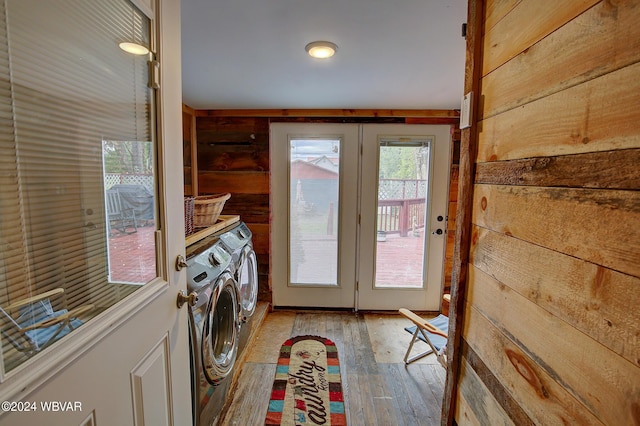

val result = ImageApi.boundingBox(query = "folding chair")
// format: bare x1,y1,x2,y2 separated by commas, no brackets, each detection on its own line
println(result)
399,308,448,368
0,288,94,357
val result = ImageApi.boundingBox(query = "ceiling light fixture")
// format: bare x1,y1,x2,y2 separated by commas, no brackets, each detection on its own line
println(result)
118,42,150,56
305,41,338,59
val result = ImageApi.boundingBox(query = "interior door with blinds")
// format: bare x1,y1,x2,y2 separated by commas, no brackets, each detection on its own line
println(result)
0,0,191,424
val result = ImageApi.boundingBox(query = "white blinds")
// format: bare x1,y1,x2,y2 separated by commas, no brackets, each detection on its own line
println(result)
0,0,154,372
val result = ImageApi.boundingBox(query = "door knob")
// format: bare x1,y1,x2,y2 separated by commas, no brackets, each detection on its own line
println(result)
177,290,198,308
431,229,444,235
175,254,188,271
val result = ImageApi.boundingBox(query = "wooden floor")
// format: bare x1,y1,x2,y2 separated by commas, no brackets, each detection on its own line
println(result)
220,310,446,425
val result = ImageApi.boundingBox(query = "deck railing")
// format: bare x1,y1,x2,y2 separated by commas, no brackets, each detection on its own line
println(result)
377,198,426,237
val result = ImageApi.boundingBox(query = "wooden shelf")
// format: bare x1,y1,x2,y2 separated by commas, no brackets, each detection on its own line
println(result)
185,215,239,246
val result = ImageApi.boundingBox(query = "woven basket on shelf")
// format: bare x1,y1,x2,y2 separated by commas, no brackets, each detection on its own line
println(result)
184,196,195,236
193,193,231,228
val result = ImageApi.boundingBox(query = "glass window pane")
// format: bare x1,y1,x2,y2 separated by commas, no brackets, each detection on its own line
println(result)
0,0,155,372
375,141,430,288
103,141,156,283
289,139,340,285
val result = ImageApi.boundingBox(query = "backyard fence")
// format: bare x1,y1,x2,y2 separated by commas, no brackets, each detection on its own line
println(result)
378,178,427,200
104,173,154,193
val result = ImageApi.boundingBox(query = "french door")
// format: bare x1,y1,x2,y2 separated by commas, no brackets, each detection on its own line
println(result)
271,123,451,311
271,124,360,308
358,124,451,310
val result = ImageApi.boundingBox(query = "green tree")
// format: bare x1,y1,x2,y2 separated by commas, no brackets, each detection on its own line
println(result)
379,146,418,179
102,140,153,174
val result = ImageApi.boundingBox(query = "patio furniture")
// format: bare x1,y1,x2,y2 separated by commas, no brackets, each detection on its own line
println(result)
0,288,94,356
399,308,448,368
106,188,138,234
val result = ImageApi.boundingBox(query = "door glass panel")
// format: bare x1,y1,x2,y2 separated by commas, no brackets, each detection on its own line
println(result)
289,139,340,285
0,0,154,373
103,140,156,284
375,140,430,288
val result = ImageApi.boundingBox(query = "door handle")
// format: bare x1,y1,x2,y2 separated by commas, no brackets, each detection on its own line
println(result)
177,290,198,309
431,229,444,235
175,254,188,271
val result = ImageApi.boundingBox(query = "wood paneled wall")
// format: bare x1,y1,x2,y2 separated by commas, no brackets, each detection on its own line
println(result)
446,1,640,425
184,111,460,305
182,104,197,196
444,128,460,294
192,116,271,302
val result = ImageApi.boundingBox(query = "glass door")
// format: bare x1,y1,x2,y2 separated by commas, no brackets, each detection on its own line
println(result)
271,123,450,310
271,123,359,308
358,124,451,310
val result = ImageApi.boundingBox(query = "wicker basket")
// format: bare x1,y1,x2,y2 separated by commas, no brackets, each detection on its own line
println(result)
184,196,195,236
193,193,231,228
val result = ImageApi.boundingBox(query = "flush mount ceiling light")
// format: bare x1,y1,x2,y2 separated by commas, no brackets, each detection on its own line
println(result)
118,42,150,56
305,41,338,59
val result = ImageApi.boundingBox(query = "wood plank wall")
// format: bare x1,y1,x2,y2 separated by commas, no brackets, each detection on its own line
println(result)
182,104,197,196
191,115,271,302
445,128,460,294
183,111,460,304
447,1,640,425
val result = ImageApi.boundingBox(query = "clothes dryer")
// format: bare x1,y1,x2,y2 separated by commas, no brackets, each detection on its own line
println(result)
219,222,258,322
218,222,259,358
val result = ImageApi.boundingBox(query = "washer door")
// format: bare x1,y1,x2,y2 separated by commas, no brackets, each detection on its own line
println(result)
237,245,258,320
201,271,239,385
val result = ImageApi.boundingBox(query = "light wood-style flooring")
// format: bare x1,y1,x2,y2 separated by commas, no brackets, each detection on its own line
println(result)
220,309,446,425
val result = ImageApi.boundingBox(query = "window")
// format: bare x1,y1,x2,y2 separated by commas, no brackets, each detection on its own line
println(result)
0,0,155,373
289,138,341,286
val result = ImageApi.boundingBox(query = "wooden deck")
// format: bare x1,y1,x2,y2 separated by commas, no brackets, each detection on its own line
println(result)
220,309,445,425
109,226,426,287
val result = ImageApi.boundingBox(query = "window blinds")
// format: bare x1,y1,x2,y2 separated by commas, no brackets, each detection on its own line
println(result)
0,0,154,372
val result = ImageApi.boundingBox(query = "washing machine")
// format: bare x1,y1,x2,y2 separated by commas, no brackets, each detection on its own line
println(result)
218,222,259,355
186,236,240,426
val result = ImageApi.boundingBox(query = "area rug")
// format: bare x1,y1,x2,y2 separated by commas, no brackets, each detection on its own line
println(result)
265,335,346,425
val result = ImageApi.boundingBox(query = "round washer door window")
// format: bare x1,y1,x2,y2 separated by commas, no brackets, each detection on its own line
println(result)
201,272,239,385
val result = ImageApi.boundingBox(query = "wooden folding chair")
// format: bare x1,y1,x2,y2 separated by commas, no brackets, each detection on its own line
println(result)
399,308,448,368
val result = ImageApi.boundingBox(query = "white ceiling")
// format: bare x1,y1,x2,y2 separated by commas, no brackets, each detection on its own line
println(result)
180,0,468,110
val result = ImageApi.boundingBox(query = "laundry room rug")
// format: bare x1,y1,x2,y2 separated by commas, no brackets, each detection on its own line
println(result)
265,335,346,426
